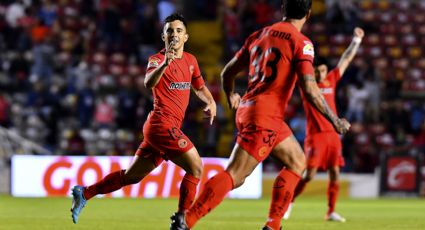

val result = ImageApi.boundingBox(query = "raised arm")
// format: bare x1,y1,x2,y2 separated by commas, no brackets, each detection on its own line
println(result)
336,27,364,76
193,85,217,125
144,42,176,89
297,61,351,134
221,52,249,109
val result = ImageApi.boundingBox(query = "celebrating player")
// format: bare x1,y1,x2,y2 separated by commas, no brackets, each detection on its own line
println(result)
70,13,217,224
170,1,350,230
284,27,364,222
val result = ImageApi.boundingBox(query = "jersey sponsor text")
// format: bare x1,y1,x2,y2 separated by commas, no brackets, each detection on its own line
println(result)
169,82,191,90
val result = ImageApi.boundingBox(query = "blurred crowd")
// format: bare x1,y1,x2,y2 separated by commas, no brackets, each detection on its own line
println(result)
0,0,423,173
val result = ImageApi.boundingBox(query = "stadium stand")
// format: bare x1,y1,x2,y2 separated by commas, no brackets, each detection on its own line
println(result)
0,0,423,174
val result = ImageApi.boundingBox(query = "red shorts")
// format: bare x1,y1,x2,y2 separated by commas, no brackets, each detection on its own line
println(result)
235,120,292,162
304,132,344,170
136,117,194,166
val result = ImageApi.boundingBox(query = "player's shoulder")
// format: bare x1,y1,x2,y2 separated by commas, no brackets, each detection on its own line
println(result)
328,68,341,78
274,22,312,46
294,32,314,56
147,51,164,68
182,51,199,66
148,51,164,60
292,30,312,46
246,27,269,41
183,51,196,59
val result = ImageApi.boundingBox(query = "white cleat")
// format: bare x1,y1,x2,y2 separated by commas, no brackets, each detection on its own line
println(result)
283,203,293,220
325,212,346,222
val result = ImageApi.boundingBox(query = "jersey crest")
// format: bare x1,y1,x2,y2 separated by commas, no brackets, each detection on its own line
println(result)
302,41,314,57
148,57,161,68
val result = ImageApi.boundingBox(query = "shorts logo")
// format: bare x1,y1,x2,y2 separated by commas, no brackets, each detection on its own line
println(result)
303,41,314,57
258,146,268,158
178,138,188,148
169,82,191,90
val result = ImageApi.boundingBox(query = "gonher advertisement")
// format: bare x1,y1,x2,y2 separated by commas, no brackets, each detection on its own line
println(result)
11,155,262,198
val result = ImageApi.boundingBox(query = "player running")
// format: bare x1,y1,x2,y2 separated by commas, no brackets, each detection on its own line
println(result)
70,13,217,224
284,27,365,222
170,1,350,230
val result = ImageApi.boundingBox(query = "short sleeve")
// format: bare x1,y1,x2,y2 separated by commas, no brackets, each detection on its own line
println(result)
146,53,164,73
295,60,314,77
190,56,205,90
294,38,315,76
294,39,314,63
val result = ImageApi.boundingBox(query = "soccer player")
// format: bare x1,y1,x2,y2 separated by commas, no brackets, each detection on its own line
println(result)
70,13,217,224
285,27,364,222
170,1,350,230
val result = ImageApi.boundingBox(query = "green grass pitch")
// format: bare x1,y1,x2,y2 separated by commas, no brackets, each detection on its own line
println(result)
0,195,424,230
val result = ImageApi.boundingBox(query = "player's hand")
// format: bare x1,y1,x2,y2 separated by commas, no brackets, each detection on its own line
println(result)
165,39,176,66
333,118,351,134
227,92,241,110
353,27,364,39
204,101,217,125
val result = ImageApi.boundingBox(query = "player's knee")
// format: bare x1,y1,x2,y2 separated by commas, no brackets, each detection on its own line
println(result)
225,169,244,188
187,164,203,178
329,172,339,181
292,152,306,174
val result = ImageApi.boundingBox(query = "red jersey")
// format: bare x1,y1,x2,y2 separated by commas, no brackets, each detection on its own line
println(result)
234,22,315,129
302,68,341,135
146,50,205,127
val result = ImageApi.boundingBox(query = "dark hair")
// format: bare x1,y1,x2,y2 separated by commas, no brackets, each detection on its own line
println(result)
282,0,312,19
164,13,187,28
314,56,328,67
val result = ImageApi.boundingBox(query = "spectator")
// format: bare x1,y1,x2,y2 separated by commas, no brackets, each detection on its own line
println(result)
5,0,25,28
31,17,50,44
8,52,31,91
252,0,273,28
77,79,95,128
326,0,359,34
65,128,86,155
289,111,306,145
364,73,381,123
0,93,11,127
30,35,55,86
38,0,57,27
158,0,176,23
346,81,369,122
94,95,115,128
412,120,425,150
116,76,139,129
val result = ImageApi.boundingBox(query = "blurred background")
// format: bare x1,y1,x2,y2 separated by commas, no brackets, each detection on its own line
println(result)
0,0,423,197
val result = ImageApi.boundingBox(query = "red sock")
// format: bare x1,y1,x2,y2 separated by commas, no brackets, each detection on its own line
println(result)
265,169,300,230
83,170,127,200
178,173,200,213
185,171,234,228
292,179,307,202
327,181,339,215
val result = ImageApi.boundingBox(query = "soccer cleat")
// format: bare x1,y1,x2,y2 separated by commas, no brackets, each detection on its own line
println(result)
170,212,189,230
262,226,282,230
70,185,87,224
325,212,346,222
283,202,293,220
